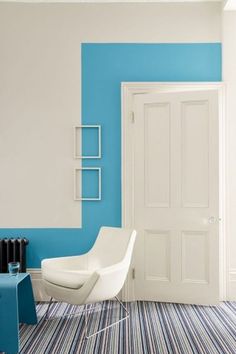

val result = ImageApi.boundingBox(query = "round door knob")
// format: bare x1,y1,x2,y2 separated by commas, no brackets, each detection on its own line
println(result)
208,216,217,224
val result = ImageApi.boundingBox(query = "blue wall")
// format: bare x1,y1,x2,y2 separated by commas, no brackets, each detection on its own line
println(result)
0,43,221,268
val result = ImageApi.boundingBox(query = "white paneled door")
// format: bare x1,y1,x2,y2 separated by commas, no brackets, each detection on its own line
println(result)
132,89,220,305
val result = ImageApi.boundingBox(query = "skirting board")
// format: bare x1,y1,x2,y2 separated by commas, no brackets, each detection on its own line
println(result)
27,268,50,302
228,268,236,301
28,268,236,302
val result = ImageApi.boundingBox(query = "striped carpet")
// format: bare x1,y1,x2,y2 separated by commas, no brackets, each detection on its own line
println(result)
10,301,236,353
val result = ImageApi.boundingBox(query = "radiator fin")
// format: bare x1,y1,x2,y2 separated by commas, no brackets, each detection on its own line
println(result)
0,238,29,273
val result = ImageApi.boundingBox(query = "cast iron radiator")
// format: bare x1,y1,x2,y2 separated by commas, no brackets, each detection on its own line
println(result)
0,238,29,273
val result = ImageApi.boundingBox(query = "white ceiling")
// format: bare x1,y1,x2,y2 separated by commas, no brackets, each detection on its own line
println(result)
1,0,235,11
0,0,223,3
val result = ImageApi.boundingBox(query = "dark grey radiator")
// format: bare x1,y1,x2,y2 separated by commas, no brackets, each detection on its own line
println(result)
0,238,29,273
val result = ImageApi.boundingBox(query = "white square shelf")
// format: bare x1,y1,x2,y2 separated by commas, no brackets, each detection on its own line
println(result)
74,125,101,159
74,167,101,201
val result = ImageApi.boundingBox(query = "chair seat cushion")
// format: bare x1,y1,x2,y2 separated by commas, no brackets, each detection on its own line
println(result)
43,268,93,289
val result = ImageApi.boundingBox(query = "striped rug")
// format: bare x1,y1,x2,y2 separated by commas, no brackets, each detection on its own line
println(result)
14,301,236,353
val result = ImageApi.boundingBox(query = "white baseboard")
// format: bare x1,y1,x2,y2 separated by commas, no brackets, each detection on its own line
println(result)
28,267,236,303
228,268,236,301
27,268,50,302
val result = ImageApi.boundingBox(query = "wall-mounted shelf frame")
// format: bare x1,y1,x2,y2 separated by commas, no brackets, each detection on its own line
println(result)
74,125,101,159
74,167,102,201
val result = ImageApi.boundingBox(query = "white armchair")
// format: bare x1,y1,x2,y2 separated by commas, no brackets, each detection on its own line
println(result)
41,226,136,339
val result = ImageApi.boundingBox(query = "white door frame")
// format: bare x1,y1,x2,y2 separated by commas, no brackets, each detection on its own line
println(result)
121,82,227,302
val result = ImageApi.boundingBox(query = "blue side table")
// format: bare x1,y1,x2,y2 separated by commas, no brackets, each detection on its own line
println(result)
0,273,37,353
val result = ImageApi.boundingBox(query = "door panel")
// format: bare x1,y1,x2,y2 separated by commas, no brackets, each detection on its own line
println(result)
133,90,219,305
181,231,209,284
144,103,171,207
181,100,209,207
144,230,171,282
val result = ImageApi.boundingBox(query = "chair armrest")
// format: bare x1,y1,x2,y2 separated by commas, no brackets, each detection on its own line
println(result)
42,254,89,270
84,261,129,304
95,261,126,275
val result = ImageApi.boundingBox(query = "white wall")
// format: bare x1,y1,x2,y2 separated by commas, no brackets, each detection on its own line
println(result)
0,2,221,228
223,11,236,300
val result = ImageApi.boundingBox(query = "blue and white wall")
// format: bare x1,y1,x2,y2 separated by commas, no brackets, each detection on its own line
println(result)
0,3,222,274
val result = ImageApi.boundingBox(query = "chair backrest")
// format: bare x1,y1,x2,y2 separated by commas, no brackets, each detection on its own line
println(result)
87,227,136,270
85,226,136,303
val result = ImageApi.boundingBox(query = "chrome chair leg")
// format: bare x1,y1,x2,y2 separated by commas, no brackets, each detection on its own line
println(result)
84,296,129,340
44,297,53,320
44,297,129,339
44,299,99,321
